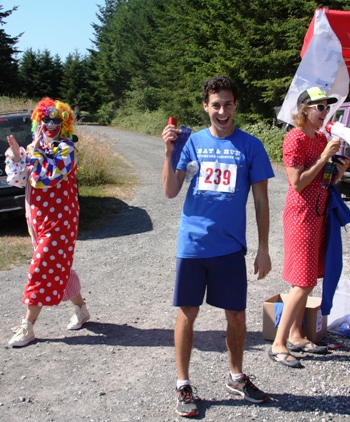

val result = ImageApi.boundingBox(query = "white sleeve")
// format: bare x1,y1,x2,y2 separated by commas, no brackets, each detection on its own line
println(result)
4,146,27,188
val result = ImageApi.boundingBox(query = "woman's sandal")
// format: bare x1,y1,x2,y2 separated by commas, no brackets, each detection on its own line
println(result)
286,340,328,355
268,348,302,368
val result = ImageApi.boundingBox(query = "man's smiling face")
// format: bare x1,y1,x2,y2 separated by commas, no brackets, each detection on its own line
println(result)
203,90,236,138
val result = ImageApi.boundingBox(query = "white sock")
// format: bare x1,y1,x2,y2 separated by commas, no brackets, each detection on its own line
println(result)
230,372,243,382
177,380,191,389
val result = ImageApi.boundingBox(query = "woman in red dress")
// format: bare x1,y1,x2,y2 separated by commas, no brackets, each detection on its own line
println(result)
269,87,349,367
5,98,90,347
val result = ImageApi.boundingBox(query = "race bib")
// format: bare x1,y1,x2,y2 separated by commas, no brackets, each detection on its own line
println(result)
198,161,237,193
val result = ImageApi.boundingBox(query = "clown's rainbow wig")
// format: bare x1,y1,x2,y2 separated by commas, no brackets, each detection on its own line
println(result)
31,97,74,139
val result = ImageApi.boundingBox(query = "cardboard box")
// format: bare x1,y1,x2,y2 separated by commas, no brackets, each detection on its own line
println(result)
263,293,327,343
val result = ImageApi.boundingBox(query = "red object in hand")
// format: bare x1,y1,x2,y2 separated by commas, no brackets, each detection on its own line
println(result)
168,116,178,127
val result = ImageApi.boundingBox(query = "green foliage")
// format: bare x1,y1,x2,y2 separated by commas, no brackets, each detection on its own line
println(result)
87,0,350,125
112,107,168,135
96,102,118,126
243,122,284,162
0,5,21,96
3,0,350,128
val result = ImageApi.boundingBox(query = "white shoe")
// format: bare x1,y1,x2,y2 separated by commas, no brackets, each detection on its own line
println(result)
67,304,90,330
9,319,35,347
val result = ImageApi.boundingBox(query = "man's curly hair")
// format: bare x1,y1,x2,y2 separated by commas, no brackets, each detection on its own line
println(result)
202,76,238,104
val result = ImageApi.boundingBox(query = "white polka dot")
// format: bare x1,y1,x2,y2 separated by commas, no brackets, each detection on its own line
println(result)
45,296,51,302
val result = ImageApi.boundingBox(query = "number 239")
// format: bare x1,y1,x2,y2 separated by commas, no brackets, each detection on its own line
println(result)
204,167,231,185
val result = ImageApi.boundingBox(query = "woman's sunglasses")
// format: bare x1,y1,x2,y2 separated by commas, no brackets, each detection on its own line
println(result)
41,117,62,124
307,104,331,113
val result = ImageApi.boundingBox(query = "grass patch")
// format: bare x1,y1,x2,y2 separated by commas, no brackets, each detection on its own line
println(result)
0,216,32,270
0,96,36,113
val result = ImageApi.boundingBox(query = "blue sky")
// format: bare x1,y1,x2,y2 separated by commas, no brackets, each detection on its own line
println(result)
1,1,103,60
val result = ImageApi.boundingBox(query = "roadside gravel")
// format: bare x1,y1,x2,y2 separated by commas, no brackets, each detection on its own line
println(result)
0,125,349,421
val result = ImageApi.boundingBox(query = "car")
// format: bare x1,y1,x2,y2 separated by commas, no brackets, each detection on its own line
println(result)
0,110,33,219
330,102,350,200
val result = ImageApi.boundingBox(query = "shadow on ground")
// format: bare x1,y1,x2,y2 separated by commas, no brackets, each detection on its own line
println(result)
0,214,28,236
78,196,153,240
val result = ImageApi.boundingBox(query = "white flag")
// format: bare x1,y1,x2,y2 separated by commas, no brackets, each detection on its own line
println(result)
278,9,349,127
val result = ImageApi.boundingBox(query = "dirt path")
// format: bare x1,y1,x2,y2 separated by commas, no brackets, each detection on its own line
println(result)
0,125,349,421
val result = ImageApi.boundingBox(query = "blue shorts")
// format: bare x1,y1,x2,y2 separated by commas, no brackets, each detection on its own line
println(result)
173,250,247,311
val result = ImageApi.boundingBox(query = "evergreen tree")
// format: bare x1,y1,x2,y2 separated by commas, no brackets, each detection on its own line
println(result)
18,49,40,99
60,51,89,110
0,5,21,96
37,50,59,99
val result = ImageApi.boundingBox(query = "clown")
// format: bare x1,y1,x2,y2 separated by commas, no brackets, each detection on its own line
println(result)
5,97,90,347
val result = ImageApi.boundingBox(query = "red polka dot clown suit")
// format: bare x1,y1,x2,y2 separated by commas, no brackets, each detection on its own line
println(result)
5,98,81,307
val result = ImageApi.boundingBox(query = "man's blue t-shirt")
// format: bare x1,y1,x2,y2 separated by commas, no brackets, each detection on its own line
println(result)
176,127,274,258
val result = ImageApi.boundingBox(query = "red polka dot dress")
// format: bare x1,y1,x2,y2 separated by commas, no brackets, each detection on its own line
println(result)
282,128,329,287
5,139,81,306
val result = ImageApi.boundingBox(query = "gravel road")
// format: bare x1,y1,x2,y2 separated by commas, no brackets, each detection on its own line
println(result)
0,125,349,421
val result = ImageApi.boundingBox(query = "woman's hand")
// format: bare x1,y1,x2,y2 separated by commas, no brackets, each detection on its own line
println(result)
334,157,350,181
6,135,21,162
321,138,341,160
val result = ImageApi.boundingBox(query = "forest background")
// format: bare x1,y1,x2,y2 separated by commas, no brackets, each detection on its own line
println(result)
1,0,350,146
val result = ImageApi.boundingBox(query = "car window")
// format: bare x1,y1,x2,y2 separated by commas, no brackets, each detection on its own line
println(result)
334,109,345,124
0,117,32,156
